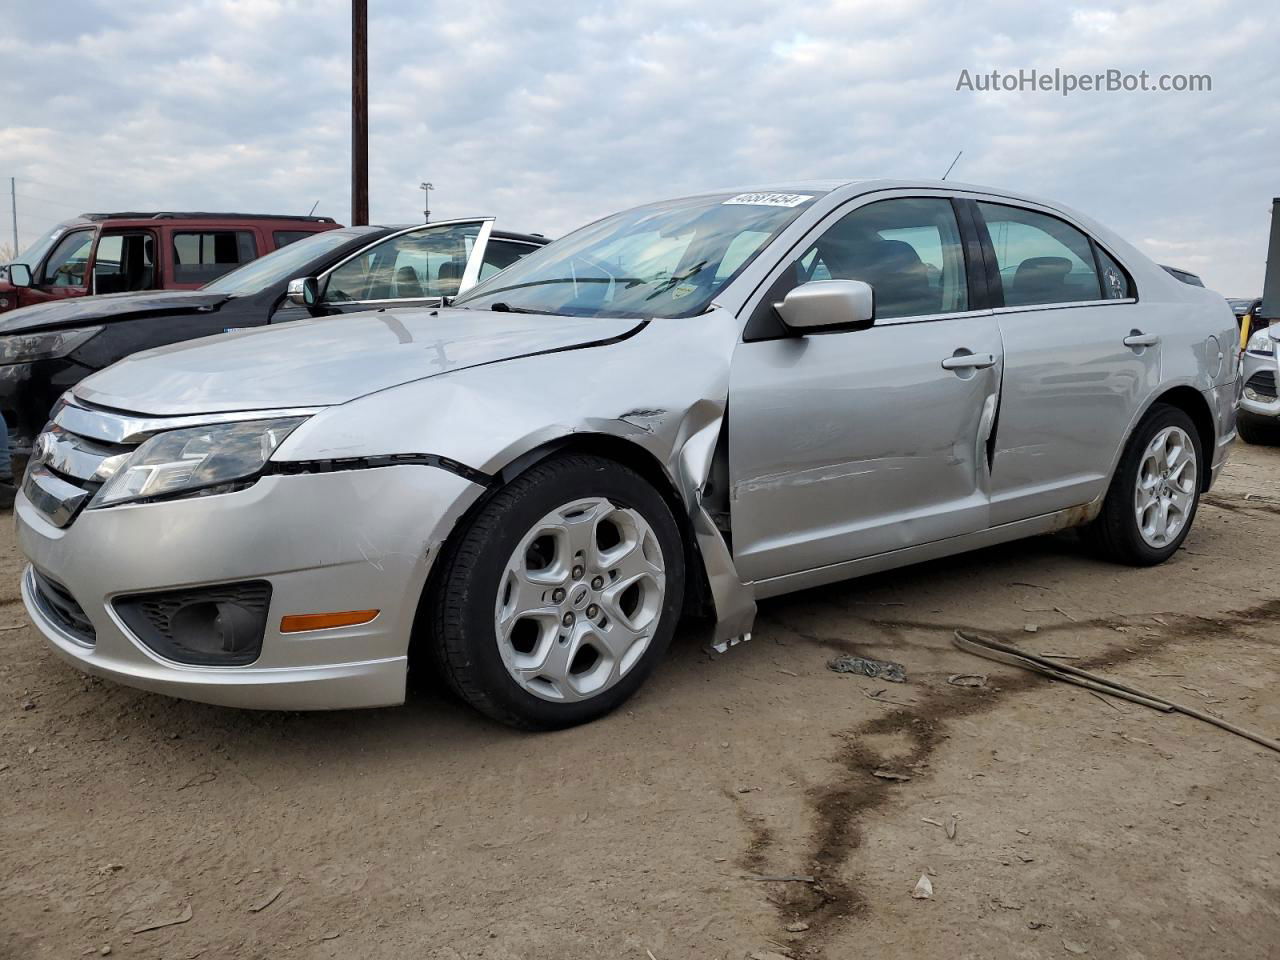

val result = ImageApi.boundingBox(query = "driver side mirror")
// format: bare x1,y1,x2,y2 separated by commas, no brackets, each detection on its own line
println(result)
287,276,319,307
8,263,32,288
775,279,875,333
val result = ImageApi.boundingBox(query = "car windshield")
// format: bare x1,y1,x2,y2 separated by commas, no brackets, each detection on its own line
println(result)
200,228,378,296
453,192,822,318
7,222,68,271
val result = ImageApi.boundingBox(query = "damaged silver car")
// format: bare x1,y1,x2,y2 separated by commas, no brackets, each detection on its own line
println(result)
16,180,1238,728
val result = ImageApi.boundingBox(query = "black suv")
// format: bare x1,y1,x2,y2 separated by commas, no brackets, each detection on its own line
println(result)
0,218,546,449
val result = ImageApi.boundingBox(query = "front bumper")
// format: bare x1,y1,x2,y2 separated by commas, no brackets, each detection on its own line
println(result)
16,465,482,709
1239,350,1279,419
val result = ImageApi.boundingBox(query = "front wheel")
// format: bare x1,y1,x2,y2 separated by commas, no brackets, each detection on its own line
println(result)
1081,404,1203,566
428,454,685,729
1238,411,1280,446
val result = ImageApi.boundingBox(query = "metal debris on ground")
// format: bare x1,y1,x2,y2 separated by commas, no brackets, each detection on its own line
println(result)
946,815,958,840
827,655,906,683
947,674,987,688
952,630,1280,754
912,874,933,899
872,769,912,782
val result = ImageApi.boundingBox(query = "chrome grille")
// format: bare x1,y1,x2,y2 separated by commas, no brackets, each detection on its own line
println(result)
24,400,139,528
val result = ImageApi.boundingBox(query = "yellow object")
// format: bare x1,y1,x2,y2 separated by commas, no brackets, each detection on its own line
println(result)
279,609,379,633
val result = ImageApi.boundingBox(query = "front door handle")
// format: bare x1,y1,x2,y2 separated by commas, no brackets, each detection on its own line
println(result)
1123,331,1160,348
941,352,997,371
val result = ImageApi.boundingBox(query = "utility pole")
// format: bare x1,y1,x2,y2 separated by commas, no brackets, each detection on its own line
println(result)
350,0,369,225
420,182,433,223
9,178,17,252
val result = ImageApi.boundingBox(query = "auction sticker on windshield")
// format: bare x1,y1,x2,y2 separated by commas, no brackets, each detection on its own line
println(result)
722,193,814,207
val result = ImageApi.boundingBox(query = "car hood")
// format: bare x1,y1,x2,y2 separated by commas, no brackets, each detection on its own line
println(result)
0,290,231,333
74,307,644,415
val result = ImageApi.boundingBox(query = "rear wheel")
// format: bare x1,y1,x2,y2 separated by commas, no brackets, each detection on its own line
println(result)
1081,404,1202,566
429,455,685,729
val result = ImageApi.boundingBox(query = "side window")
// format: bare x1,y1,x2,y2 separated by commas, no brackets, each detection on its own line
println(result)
976,202,1102,307
273,230,316,248
42,230,95,287
171,231,258,284
323,223,482,303
793,197,969,319
478,240,537,281
1095,246,1133,299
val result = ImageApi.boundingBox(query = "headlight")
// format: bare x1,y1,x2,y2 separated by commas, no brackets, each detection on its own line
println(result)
0,326,104,364
89,416,308,508
1246,327,1276,357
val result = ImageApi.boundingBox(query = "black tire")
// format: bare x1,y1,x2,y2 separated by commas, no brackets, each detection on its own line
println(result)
1081,404,1203,566
1237,411,1280,446
427,454,685,730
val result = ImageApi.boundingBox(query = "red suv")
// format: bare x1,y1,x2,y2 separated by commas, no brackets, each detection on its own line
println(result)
0,211,341,314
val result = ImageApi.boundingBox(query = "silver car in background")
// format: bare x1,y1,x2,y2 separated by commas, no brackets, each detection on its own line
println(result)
15,179,1238,728
1240,320,1280,443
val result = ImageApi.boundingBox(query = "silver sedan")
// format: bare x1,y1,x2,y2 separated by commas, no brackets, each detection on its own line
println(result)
15,180,1239,728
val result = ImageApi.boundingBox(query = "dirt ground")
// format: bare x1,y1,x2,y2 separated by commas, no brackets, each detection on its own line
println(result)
2,443,1278,960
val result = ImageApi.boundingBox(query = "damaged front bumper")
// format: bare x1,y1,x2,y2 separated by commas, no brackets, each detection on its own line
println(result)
16,465,483,709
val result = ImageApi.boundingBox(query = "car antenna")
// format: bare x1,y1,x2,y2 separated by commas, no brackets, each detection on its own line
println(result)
941,150,963,181
307,200,320,216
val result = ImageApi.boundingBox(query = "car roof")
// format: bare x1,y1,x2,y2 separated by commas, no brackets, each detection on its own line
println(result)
75,211,338,224
689,178,1083,208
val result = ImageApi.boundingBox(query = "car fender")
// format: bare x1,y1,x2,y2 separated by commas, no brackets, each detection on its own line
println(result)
273,309,757,644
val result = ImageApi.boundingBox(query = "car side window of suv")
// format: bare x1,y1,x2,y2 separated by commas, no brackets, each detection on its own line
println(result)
976,202,1102,307
172,231,258,284
323,223,483,303
793,197,969,320
42,230,95,287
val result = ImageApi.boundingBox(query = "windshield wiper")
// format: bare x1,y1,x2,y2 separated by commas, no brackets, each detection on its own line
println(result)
487,302,545,314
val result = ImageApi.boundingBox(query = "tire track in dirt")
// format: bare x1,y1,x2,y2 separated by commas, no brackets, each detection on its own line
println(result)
746,597,1280,958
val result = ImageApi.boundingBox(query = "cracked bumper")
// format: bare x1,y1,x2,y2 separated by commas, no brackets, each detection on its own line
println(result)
15,465,482,710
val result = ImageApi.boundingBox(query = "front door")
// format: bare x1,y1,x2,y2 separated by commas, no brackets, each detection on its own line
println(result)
728,195,1003,584
973,200,1160,525
314,220,489,315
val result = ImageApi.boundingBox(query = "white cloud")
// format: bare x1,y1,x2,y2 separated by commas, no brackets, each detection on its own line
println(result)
0,0,1276,293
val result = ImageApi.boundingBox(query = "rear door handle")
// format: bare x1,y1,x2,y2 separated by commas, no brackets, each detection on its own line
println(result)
1123,331,1160,348
941,353,997,371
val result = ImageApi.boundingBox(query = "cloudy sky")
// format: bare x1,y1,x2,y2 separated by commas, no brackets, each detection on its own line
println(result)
1,0,1276,294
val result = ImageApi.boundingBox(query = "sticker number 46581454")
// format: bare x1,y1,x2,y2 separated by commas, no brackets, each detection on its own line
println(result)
722,193,814,208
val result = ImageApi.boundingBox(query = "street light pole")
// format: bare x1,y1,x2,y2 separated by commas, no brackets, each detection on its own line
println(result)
350,0,369,225
420,182,434,223
9,178,17,252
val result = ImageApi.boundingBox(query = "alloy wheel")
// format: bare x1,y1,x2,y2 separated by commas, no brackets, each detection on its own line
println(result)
494,497,667,703
1133,425,1197,548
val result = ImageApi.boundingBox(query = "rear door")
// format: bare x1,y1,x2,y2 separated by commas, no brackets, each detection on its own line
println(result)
728,194,1004,583
973,199,1156,524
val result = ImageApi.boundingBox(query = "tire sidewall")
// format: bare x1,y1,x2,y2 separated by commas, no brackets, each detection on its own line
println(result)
445,458,685,729
1114,406,1204,563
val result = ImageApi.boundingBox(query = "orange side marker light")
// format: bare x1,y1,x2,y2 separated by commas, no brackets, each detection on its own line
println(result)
279,609,380,633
